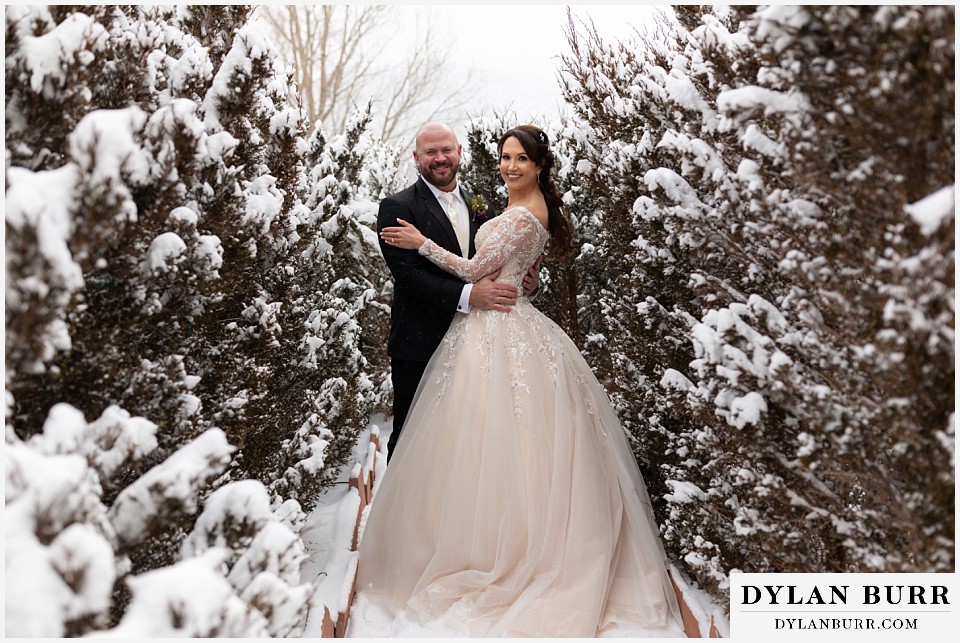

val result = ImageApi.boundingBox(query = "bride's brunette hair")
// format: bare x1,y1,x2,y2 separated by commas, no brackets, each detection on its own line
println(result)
497,125,574,259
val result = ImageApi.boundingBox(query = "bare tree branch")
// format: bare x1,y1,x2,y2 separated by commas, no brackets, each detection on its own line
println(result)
255,5,476,144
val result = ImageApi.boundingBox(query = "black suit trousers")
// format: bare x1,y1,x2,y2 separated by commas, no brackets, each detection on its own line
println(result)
388,357,429,462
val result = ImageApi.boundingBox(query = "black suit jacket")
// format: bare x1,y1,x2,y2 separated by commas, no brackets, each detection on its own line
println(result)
378,177,486,362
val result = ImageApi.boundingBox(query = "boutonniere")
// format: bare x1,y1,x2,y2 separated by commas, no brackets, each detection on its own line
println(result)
467,195,493,225
467,195,488,214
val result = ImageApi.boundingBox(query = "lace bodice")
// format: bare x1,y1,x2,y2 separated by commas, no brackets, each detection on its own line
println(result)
419,206,548,293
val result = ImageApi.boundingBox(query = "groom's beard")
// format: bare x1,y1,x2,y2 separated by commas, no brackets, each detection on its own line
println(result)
419,160,460,189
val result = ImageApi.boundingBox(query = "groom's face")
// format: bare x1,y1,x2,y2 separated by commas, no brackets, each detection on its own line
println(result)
414,129,461,189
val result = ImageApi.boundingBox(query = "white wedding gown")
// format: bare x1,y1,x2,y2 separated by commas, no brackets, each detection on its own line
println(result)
356,206,684,637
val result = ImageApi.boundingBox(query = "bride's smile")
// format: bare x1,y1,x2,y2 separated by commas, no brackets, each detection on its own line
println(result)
499,137,539,193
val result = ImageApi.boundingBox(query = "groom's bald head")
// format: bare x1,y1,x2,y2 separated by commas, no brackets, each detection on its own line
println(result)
415,122,459,149
413,123,462,190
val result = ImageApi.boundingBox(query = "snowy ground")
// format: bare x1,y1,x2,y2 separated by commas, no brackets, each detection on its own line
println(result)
300,416,729,638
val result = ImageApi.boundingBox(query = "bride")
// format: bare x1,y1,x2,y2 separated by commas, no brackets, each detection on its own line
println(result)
358,124,684,637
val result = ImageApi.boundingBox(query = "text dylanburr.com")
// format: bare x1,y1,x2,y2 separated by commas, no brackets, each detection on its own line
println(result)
730,573,957,640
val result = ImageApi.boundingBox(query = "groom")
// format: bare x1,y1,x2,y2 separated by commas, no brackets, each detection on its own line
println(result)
378,122,533,461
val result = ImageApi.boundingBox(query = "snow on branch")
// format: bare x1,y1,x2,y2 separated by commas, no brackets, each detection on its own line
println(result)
16,11,107,94
108,429,235,547
904,185,954,236
5,404,127,637
31,403,159,487
181,480,313,636
92,549,270,637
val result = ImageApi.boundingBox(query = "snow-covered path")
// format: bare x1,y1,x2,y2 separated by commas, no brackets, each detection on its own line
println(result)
300,417,729,638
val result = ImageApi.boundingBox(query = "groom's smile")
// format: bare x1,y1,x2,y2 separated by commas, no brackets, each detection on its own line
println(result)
419,160,459,189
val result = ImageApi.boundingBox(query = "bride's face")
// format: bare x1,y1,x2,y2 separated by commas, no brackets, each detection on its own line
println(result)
499,137,540,193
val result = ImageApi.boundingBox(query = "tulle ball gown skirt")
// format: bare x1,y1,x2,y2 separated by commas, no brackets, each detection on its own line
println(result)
357,300,682,637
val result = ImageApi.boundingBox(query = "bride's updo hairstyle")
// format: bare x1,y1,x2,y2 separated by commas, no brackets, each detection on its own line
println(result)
497,125,574,259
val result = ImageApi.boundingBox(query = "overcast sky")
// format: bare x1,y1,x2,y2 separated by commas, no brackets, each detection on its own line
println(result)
376,4,671,147
251,3,672,150
441,4,667,121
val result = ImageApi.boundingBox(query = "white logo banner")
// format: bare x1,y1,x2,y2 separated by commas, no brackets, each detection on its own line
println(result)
730,572,958,641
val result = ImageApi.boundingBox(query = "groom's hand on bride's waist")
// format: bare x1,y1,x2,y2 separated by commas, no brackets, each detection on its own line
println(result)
522,255,543,298
470,269,518,312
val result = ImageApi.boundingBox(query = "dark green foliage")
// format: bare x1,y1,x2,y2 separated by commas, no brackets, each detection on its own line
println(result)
6,6,389,632
559,4,954,602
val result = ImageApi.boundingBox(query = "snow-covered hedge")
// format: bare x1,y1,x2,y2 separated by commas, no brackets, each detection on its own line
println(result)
559,4,954,601
6,5,397,636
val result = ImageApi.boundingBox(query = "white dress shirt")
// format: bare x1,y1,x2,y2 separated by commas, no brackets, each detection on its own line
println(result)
423,180,473,314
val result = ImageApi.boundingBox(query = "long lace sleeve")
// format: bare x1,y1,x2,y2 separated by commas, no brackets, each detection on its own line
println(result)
418,208,543,283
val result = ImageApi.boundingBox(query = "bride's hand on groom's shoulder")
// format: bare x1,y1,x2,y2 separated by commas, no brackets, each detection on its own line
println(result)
381,219,426,250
